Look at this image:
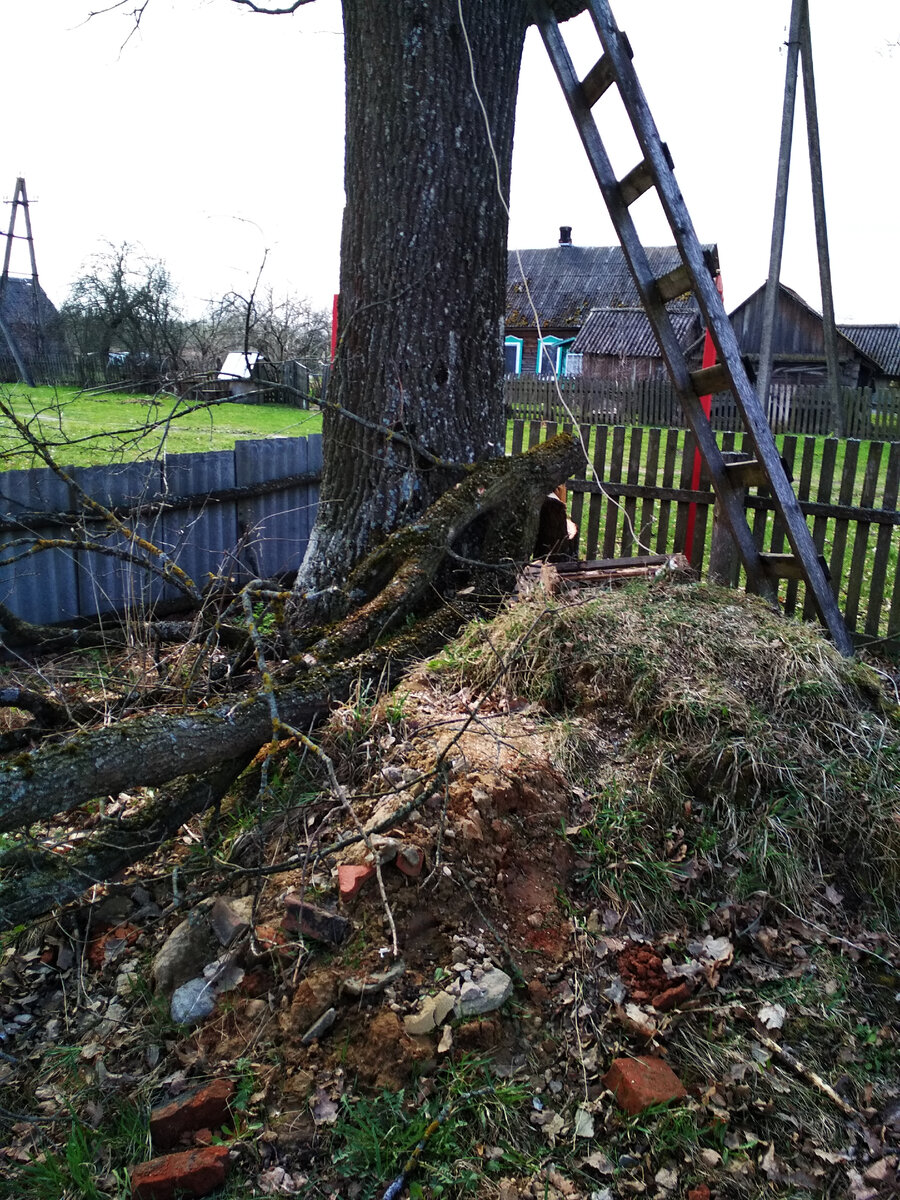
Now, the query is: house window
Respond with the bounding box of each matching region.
[536,335,574,376]
[504,335,523,375]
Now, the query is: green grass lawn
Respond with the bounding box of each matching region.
[0,385,323,470]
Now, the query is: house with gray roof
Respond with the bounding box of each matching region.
[721,283,883,388]
[837,324,900,385]
[0,276,67,379]
[505,226,717,377]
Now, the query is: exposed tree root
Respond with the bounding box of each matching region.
[0,437,578,926]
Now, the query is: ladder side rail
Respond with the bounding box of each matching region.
[529,0,778,603]
[582,0,852,652]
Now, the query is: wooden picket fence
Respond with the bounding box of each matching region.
[511,418,900,646]
[2,417,897,649]
[506,376,900,442]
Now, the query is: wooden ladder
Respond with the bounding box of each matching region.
[529,0,853,655]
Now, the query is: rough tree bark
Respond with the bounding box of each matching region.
[295,0,583,595]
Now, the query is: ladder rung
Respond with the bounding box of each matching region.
[723,457,794,488]
[580,56,617,107]
[655,264,692,303]
[618,144,674,206]
[579,32,634,106]
[761,552,831,582]
[690,363,731,397]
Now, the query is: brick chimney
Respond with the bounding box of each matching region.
[559,225,572,246]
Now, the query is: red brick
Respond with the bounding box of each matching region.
[150,1079,234,1150]
[603,1056,686,1115]
[652,981,692,1012]
[131,1145,230,1200]
[395,845,424,878]
[338,863,376,900]
[687,1187,711,1200]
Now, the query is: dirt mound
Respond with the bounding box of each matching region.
[1,582,898,1199]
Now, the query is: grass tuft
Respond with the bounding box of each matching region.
[431,583,900,923]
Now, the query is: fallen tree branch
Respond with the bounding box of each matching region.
[0,605,468,835]
[0,753,251,932]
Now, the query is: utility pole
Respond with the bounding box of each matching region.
[0,177,41,386]
[757,0,844,436]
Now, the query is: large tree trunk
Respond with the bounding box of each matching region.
[295,0,530,594]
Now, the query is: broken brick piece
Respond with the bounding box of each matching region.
[282,894,351,944]
[395,845,424,878]
[86,923,141,970]
[603,1056,687,1116]
[131,1145,230,1200]
[651,981,692,1012]
[687,1188,711,1200]
[338,863,376,901]
[150,1079,235,1150]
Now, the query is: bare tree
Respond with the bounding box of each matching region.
[61,241,189,373]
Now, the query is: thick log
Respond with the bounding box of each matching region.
[0,755,252,930]
[0,606,466,835]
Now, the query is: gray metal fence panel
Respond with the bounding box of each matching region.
[71,461,164,617]
[233,436,321,579]
[159,450,239,600]
[0,435,324,626]
[0,466,81,624]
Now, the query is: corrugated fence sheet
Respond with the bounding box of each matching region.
[0,435,322,624]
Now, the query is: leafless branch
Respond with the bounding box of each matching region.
[228,0,317,13]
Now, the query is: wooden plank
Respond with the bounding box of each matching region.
[864,441,900,638]
[844,441,883,631]
[639,427,661,557]
[767,436,797,589]
[827,440,860,607]
[602,426,627,558]
[527,418,542,450]
[761,552,830,581]
[550,554,668,573]
[804,437,838,622]
[620,427,643,556]
[785,434,816,617]
[584,424,609,559]
[654,428,679,553]
[673,430,696,554]
[510,419,525,456]
[568,424,593,556]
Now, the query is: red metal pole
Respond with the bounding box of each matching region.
[684,271,724,564]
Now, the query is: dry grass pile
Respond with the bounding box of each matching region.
[430,582,900,921]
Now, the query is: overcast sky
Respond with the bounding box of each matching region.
[3,1,898,324]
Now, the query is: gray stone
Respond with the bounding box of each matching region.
[301,1007,337,1045]
[152,915,215,997]
[342,960,406,998]
[171,977,217,1026]
[455,969,513,1017]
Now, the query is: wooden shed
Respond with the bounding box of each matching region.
[726,283,881,388]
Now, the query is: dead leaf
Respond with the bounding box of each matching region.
[757,1002,787,1030]
[310,1087,338,1126]
[573,1106,595,1138]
